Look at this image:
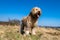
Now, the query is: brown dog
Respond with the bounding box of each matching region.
[20,7,41,35]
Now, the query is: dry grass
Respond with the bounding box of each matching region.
[0,25,60,40]
[0,25,41,40]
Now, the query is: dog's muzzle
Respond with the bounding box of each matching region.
[35,11,41,18]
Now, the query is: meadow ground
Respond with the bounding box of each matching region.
[0,25,60,40]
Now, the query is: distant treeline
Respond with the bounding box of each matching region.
[0,19,20,26]
[39,26,60,28]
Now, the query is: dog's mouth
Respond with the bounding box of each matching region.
[34,11,40,18]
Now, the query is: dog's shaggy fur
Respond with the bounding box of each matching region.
[20,7,41,35]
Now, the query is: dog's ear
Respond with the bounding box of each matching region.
[29,12,32,16]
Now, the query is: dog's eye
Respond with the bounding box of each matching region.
[33,9,34,11]
[36,9,38,10]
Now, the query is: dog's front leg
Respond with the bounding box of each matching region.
[31,22,38,35]
[24,22,32,35]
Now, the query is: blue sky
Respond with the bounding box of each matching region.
[0,0,60,26]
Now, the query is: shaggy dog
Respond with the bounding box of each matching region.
[20,7,41,35]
